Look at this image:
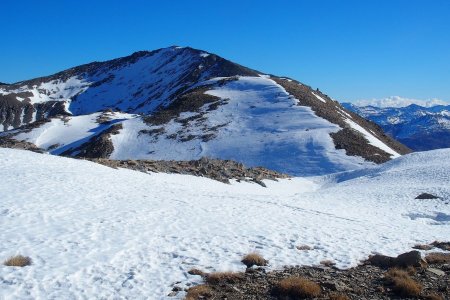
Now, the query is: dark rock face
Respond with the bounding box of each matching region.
[61,124,123,158]
[416,193,440,199]
[368,251,426,268]
[0,92,70,131]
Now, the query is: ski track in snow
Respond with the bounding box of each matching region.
[0,148,449,299]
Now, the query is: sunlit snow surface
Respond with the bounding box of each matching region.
[110,76,373,176]
[0,148,449,299]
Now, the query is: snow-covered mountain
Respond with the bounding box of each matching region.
[0,46,410,175]
[343,102,450,151]
[0,148,448,299]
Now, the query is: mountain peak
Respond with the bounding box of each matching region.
[0,47,410,175]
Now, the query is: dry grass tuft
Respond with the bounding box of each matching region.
[187,268,205,277]
[241,252,267,268]
[320,260,336,267]
[391,277,422,297]
[386,268,409,280]
[205,271,243,285]
[3,255,32,267]
[424,293,444,300]
[185,284,212,300]
[274,276,321,298]
[328,292,350,300]
[385,268,422,297]
[296,245,313,251]
[405,266,417,276]
[425,252,450,264]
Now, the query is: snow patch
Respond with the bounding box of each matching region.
[311,92,327,103]
[344,118,400,157]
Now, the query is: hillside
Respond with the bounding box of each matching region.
[343,102,450,151]
[0,47,410,176]
[0,148,448,299]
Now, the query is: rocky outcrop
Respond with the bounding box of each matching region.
[0,93,70,131]
[88,157,289,186]
[368,251,427,268]
[0,137,43,153]
[178,250,449,299]
[61,124,123,158]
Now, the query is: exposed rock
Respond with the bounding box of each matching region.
[416,193,440,199]
[61,124,123,158]
[88,156,289,186]
[431,241,450,251]
[427,268,445,276]
[368,254,396,268]
[368,251,426,268]
[396,251,425,268]
[0,137,43,153]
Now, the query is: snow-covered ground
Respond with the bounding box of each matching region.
[10,112,135,155]
[110,76,375,176]
[0,148,449,299]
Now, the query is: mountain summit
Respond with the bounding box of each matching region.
[0,46,410,175]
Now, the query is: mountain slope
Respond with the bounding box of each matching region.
[0,148,448,299]
[343,103,450,151]
[0,47,410,175]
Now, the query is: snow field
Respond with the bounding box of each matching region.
[0,148,449,299]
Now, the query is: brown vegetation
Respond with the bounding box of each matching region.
[241,252,267,268]
[185,285,212,300]
[3,255,32,267]
[274,276,321,298]
[205,272,243,285]
[385,268,422,297]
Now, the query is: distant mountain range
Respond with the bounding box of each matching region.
[342,102,450,151]
[0,46,409,176]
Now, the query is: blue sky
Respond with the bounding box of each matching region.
[1,0,449,102]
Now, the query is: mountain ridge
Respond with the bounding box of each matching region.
[0,46,410,176]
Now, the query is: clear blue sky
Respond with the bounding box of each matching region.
[1,0,449,102]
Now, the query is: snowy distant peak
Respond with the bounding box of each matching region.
[354,96,448,108]
[343,102,450,151]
